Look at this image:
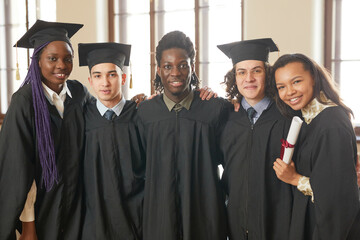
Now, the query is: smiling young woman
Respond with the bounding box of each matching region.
[0,20,90,240]
[271,53,360,240]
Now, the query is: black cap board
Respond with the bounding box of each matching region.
[78,42,131,71]
[217,38,279,65]
[14,19,83,49]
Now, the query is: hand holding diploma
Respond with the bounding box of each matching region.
[273,116,303,185]
[280,116,303,164]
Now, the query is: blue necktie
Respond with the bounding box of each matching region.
[247,107,256,124]
[104,109,115,120]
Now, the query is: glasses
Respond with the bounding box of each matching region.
[161,63,190,73]
[236,67,265,80]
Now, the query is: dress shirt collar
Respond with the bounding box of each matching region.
[42,81,72,103]
[241,96,271,123]
[96,95,126,117]
[301,92,336,124]
[163,90,194,112]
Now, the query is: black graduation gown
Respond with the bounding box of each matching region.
[81,98,145,240]
[0,80,89,240]
[137,92,230,240]
[220,101,293,240]
[289,106,360,240]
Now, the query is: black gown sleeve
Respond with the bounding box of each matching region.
[310,127,359,239]
[0,90,36,240]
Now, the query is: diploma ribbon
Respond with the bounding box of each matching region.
[280,138,295,160]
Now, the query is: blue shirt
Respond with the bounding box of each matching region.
[241,97,271,124]
[96,96,126,117]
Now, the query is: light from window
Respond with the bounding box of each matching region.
[0,0,56,114]
[199,0,242,98]
[113,0,242,99]
[338,0,360,124]
[114,0,151,98]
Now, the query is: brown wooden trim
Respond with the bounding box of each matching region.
[241,0,244,40]
[5,1,13,105]
[195,0,200,79]
[355,126,360,135]
[324,0,333,72]
[0,114,4,125]
[150,0,155,94]
[26,0,30,67]
[333,0,342,84]
[355,126,360,143]
[108,0,114,42]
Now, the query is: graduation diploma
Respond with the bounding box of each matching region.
[280,116,303,164]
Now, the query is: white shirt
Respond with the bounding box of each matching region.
[42,81,72,118]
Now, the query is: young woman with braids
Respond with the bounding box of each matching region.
[272,53,360,239]
[0,20,89,240]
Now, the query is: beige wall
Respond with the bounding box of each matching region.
[243,0,324,65]
[57,0,108,95]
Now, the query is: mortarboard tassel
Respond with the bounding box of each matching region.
[16,42,20,80]
[129,61,133,89]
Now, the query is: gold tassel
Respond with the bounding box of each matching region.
[130,74,133,89]
[16,42,20,80]
[129,61,133,89]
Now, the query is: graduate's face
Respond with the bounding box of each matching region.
[157,48,193,102]
[38,41,73,94]
[89,63,126,108]
[235,60,266,106]
[275,62,315,111]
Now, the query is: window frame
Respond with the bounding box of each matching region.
[0,0,31,123]
[325,0,360,141]
[108,0,244,95]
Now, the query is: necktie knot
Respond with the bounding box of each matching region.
[104,109,115,120]
[247,107,256,124]
[173,103,183,112]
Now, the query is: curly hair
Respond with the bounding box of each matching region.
[271,53,353,118]
[153,31,200,93]
[222,62,273,102]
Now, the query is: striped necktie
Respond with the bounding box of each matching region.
[104,109,115,120]
[247,107,256,124]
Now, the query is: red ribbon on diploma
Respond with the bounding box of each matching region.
[280,138,295,160]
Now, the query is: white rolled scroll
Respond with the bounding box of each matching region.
[281,116,303,164]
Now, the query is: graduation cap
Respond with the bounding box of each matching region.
[14,19,83,49]
[217,38,279,65]
[78,42,131,72]
[12,20,83,191]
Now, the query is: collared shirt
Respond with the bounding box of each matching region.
[96,96,126,117]
[301,92,336,124]
[241,96,271,124]
[163,90,194,112]
[42,81,72,118]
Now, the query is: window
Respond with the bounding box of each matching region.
[327,0,360,125]
[0,0,56,123]
[110,0,243,99]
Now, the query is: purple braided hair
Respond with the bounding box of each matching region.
[21,42,58,191]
